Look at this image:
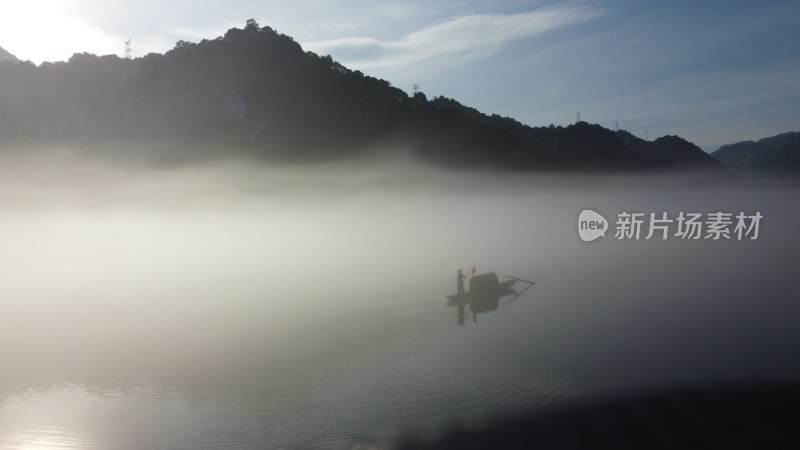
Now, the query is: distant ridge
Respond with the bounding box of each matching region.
[616,130,727,172]
[712,132,800,177]
[0,46,19,63]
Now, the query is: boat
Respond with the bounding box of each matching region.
[446,272,535,324]
[446,272,520,305]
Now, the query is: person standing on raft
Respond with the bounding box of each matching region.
[456,269,466,294]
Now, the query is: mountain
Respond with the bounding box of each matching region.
[616,130,727,172]
[0,20,672,172]
[711,132,800,177]
[0,46,18,62]
[0,86,25,141]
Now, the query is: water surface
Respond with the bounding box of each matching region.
[0,162,797,448]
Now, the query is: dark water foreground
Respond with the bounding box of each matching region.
[398,379,800,450]
[0,169,798,449]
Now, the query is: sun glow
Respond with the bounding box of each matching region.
[0,1,120,63]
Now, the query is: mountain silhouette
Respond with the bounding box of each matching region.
[0,21,704,172]
[616,130,727,172]
[711,132,800,177]
[0,46,18,63]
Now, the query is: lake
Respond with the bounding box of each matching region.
[0,160,798,449]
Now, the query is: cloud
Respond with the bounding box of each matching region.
[305,6,602,73]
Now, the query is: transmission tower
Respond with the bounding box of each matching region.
[615,121,619,132]
[411,84,421,95]
[576,111,581,123]
[124,38,132,59]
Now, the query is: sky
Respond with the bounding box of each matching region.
[0,0,798,151]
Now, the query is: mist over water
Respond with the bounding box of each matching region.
[0,151,798,448]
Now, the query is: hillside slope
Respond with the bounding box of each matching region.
[0,21,667,171]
